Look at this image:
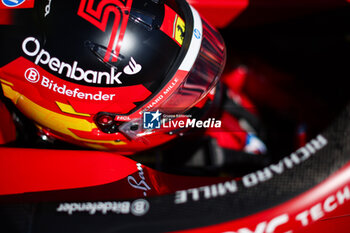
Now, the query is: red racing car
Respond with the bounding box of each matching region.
[0,0,350,232]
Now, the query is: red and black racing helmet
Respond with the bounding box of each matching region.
[0,0,226,153]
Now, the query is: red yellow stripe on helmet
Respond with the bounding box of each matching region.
[56,102,91,117]
[0,80,126,148]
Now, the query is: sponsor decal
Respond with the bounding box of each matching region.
[175,135,328,204]
[40,76,116,101]
[127,163,151,197]
[194,28,201,39]
[24,67,40,83]
[138,74,185,116]
[174,15,185,45]
[223,185,350,233]
[123,57,142,75]
[175,180,238,204]
[1,56,152,116]
[2,0,25,7]
[57,201,130,215]
[77,0,132,62]
[141,83,172,114]
[223,214,291,233]
[130,199,150,216]
[0,0,34,8]
[22,37,142,85]
[115,115,131,121]
[160,4,186,46]
[295,185,350,227]
[56,199,150,216]
[24,67,116,101]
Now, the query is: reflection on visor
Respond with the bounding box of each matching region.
[119,18,226,141]
[159,19,226,114]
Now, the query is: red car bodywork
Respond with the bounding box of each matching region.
[1,1,350,232]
